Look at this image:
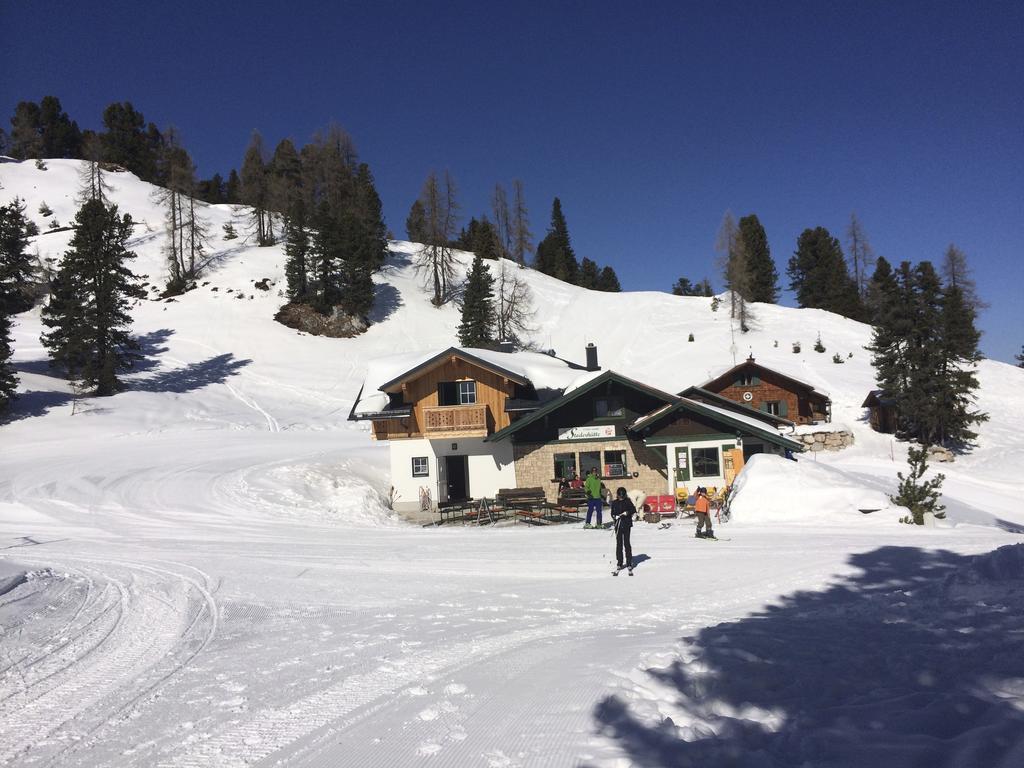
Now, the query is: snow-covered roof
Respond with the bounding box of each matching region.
[681,396,793,437]
[351,347,587,418]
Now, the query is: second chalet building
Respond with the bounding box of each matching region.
[351,345,806,513]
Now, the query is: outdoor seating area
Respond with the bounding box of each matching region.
[425,487,585,527]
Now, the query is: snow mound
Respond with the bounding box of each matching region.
[952,544,1024,585]
[730,453,892,522]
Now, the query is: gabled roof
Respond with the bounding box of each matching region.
[862,389,896,408]
[377,347,531,392]
[350,346,589,419]
[486,369,678,442]
[632,397,805,453]
[700,358,830,400]
[679,386,795,427]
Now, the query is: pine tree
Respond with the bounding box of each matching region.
[0,307,16,413]
[269,138,302,214]
[738,214,778,303]
[890,445,945,525]
[933,279,987,447]
[458,254,496,347]
[0,198,36,314]
[535,198,577,282]
[406,199,427,242]
[596,266,621,292]
[40,200,144,395]
[9,101,44,159]
[578,257,599,289]
[224,169,241,204]
[1016,346,1024,368]
[99,102,161,181]
[788,227,864,319]
[282,198,309,301]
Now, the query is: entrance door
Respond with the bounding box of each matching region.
[445,455,469,502]
[743,442,764,462]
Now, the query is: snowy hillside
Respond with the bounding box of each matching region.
[1,160,1023,766]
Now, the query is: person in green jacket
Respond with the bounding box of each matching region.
[584,467,604,528]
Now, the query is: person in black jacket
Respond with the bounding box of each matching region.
[611,486,638,573]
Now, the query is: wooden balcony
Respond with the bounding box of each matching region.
[423,404,488,438]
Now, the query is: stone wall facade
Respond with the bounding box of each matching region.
[797,429,854,452]
[513,438,669,503]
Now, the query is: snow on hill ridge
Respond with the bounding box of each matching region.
[2,159,1023,528]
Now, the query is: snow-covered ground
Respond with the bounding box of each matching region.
[1,160,1023,766]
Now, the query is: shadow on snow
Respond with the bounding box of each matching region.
[593,544,1024,768]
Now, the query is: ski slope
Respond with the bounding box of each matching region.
[1,160,1022,766]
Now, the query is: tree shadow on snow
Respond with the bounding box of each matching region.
[592,545,1024,768]
[0,389,76,423]
[131,353,252,394]
[367,282,402,324]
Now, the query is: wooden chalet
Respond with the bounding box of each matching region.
[862,390,898,434]
[352,346,806,516]
[699,356,831,425]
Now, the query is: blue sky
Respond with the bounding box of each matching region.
[4,0,1022,362]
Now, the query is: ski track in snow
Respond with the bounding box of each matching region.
[0,556,217,767]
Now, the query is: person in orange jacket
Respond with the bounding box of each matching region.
[694,486,714,538]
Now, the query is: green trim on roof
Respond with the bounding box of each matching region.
[486,370,677,443]
[636,398,804,453]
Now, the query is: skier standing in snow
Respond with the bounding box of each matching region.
[584,467,603,528]
[611,487,637,573]
[694,486,714,538]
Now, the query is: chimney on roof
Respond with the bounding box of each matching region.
[498,339,514,353]
[747,353,756,363]
[585,343,600,371]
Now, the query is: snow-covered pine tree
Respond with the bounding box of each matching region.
[0,307,16,413]
[890,444,945,525]
[0,198,36,314]
[40,200,145,395]
[458,254,496,348]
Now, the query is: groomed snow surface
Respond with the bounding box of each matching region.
[2,160,1023,766]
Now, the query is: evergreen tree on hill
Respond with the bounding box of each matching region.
[847,213,874,300]
[738,214,778,303]
[40,199,145,395]
[283,196,310,301]
[0,198,37,314]
[788,227,864,320]
[458,254,496,347]
[269,138,302,214]
[596,265,621,292]
[405,199,427,243]
[934,278,987,446]
[578,257,599,289]
[941,243,987,314]
[535,198,578,283]
[8,97,82,160]
[1016,346,1024,368]
[99,102,162,181]
[224,169,241,204]
[0,307,16,414]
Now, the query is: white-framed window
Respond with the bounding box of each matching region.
[412,456,429,477]
[458,380,477,405]
[739,373,754,386]
[766,401,781,416]
[691,447,720,477]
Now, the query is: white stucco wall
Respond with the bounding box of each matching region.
[388,438,516,512]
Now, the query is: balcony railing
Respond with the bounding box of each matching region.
[423,404,488,437]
